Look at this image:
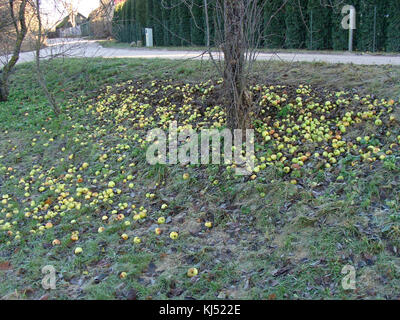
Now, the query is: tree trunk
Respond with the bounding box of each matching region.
[223,0,251,131]
[0,0,28,102]
[0,77,9,102]
[34,0,61,115]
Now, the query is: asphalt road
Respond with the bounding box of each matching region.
[2,38,400,66]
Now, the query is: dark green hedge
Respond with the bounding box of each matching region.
[112,0,399,52]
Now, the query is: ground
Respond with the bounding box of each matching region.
[3,39,400,67]
[98,39,400,56]
[0,58,400,300]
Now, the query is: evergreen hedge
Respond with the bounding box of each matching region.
[112,0,399,52]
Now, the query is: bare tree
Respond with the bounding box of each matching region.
[29,0,102,116]
[173,0,289,131]
[32,0,60,114]
[99,0,114,37]
[0,0,28,102]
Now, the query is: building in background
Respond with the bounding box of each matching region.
[55,10,88,37]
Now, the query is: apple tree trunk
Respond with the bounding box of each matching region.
[222,0,252,131]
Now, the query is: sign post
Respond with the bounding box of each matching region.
[145,28,153,47]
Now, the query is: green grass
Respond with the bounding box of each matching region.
[0,58,400,300]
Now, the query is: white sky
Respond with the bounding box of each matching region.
[41,0,100,28]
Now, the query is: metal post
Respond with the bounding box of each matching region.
[190,18,193,45]
[349,28,353,52]
[373,6,377,52]
[204,0,210,48]
[310,10,313,49]
[348,7,356,52]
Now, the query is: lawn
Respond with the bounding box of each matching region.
[1,58,400,300]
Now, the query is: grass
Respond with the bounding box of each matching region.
[0,57,400,300]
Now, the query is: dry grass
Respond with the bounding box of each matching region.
[253,61,400,100]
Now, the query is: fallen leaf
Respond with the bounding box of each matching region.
[0,261,12,271]
[268,293,277,300]
[127,288,137,300]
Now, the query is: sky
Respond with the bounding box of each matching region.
[41,0,101,27]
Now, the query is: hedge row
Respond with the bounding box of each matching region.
[112,0,400,52]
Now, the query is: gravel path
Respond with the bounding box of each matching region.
[2,38,400,66]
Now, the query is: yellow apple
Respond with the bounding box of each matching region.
[204,221,212,228]
[170,231,178,240]
[187,268,198,278]
[157,217,166,224]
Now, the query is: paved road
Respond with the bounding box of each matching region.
[2,38,400,66]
